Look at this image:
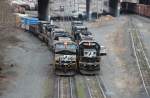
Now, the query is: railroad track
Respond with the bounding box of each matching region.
[84,76,106,98]
[129,17,150,96]
[54,76,76,98]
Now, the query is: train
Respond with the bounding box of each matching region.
[71,21,107,75]
[18,16,106,76]
[121,2,150,18]
[33,21,78,76]
[53,40,78,76]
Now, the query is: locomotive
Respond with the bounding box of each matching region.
[20,18,107,76]
[53,40,78,76]
[71,21,107,75]
[78,40,101,74]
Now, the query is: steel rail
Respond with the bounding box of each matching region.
[84,76,106,98]
[61,77,64,98]
[133,23,150,69]
[69,77,74,98]
[57,77,60,98]
[130,29,149,96]
[56,77,75,98]
[96,76,107,98]
[129,18,150,96]
[84,76,93,98]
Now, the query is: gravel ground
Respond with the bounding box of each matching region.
[0,30,53,98]
[86,15,149,98]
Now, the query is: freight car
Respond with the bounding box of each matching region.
[121,2,150,18]
[38,21,51,43]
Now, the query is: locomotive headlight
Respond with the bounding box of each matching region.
[94,65,97,67]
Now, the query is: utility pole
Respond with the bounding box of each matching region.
[116,0,121,17]
[48,0,53,21]
[97,0,99,19]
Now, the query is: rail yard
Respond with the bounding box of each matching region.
[0,0,150,98]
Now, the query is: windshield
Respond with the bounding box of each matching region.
[55,43,77,50]
[54,35,73,40]
[54,31,67,36]
[80,42,100,50]
[73,22,83,26]
[82,31,92,36]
